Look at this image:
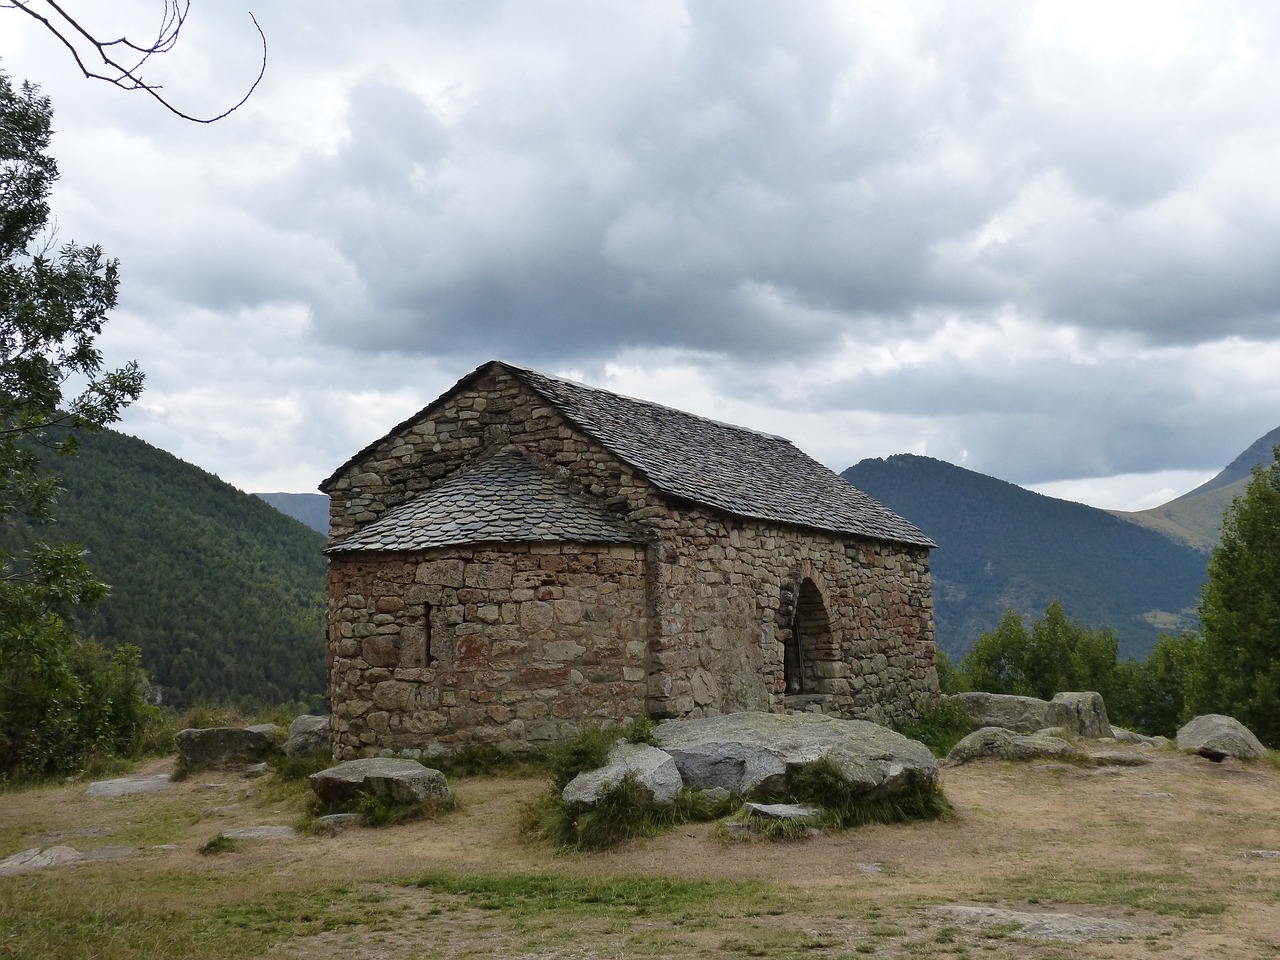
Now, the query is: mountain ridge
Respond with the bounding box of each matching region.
[841,453,1209,659]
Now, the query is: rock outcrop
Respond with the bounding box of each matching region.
[1175,714,1267,762]
[947,693,1049,733]
[285,715,331,758]
[309,757,453,806]
[175,724,282,773]
[1045,692,1110,738]
[949,691,1110,738]
[946,727,1084,765]
[653,712,938,798]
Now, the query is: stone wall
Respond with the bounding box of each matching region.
[327,542,647,757]
[635,501,937,726]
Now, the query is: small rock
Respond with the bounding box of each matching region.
[0,846,81,876]
[702,786,731,805]
[743,802,821,821]
[243,763,269,778]
[856,862,884,875]
[316,813,362,834]
[221,826,296,840]
[946,727,1084,765]
[83,775,173,798]
[1246,850,1280,860]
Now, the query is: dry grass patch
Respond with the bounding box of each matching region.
[3,746,1280,959]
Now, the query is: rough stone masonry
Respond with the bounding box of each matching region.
[321,360,939,759]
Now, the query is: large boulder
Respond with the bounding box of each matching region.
[1046,692,1110,738]
[285,715,331,758]
[653,712,938,798]
[1175,714,1267,762]
[946,693,1049,733]
[562,740,683,807]
[946,727,1084,765]
[309,757,453,805]
[175,724,282,772]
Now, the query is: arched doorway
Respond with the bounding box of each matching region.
[785,576,834,695]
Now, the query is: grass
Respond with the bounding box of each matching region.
[895,699,976,757]
[982,868,1227,918]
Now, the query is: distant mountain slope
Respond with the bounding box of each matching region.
[1111,425,1280,550]
[255,492,330,534]
[4,428,328,709]
[842,455,1209,660]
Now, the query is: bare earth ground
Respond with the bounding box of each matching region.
[2,743,1279,959]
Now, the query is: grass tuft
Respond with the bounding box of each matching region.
[199,833,237,856]
[787,758,952,829]
[894,699,974,757]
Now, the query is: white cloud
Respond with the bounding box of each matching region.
[4,0,1280,499]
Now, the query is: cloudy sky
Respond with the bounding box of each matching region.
[5,1,1280,510]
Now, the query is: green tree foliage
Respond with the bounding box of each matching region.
[957,600,1207,738]
[0,71,148,778]
[1198,447,1280,747]
[960,599,1122,703]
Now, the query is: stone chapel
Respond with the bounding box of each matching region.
[320,360,938,759]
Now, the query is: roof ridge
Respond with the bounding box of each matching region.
[502,361,793,444]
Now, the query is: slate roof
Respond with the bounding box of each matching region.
[505,363,935,547]
[328,446,644,553]
[322,360,935,549]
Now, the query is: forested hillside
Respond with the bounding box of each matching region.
[842,455,1210,660]
[3,428,327,709]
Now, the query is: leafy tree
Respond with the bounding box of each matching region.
[0,70,147,778]
[1108,631,1203,738]
[1198,447,1280,746]
[960,599,1122,704]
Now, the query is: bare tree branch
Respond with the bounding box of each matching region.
[3,0,266,123]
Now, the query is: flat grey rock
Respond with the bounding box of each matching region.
[222,826,296,840]
[83,775,173,798]
[316,813,362,834]
[654,712,938,799]
[931,905,1161,942]
[743,802,821,821]
[309,757,452,805]
[0,845,82,876]
[1247,850,1280,859]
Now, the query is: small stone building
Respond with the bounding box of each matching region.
[320,360,938,759]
